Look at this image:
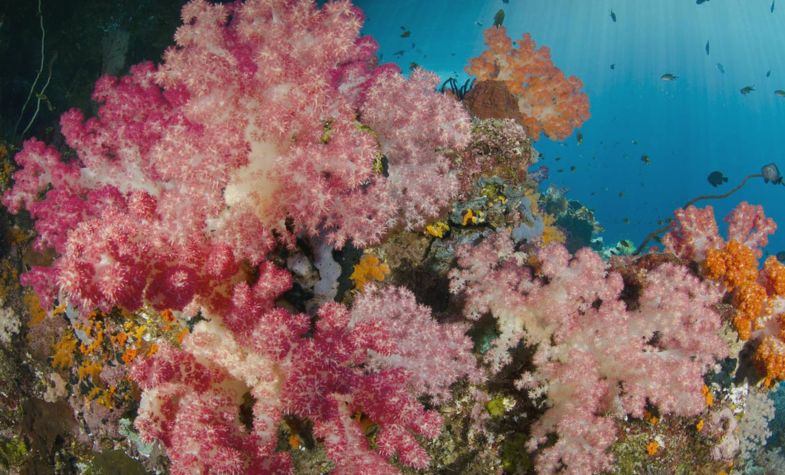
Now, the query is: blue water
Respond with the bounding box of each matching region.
[355,0,785,255]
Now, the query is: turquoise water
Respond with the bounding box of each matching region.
[356,0,785,254]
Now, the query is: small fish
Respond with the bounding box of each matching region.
[503,0,509,3]
[557,168,564,173]
[623,217,631,224]
[409,62,419,71]
[641,154,651,164]
[777,251,785,263]
[767,70,772,78]
[775,89,785,97]
[696,0,709,4]
[705,40,710,55]
[494,9,505,27]
[570,165,576,172]
[717,63,725,74]
[577,132,583,144]
[618,192,624,198]
[660,73,678,81]
[707,170,728,187]
[474,20,483,27]
[555,156,562,161]
[740,85,755,95]
[631,139,638,144]
[393,50,405,57]
[610,63,615,70]
[610,10,617,22]
[772,0,776,13]
[400,30,411,38]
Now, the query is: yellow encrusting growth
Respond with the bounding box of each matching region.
[77,361,103,383]
[46,306,189,408]
[703,384,714,407]
[0,142,15,191]
[646,440,659,456]
[462,208,478,226]
[23,291,46,327]
[52,333,77,369]
[541,214,565,245]
[425,221,450,238]
[524,189,564,245]
[350,254,390,290]
[643,409,659,426]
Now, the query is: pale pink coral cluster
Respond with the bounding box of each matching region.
[450,232,727,474]
[662,202,777,261]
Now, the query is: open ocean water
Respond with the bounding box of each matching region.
[355,0,785,256]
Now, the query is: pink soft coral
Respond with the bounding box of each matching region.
[131,266,477,473]
[662,202,776,261]
[2,0,470,315]
[450,232,727,474]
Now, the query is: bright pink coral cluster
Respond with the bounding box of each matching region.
[662,202,777,261]
[132,268,476,474]
[1,0,470,315]
[0,0,479,472]
[449,232,727,474]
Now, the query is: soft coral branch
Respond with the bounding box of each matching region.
[450,232,727,474]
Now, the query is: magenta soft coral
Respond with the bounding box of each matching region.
[450,232,727,474]
[2,0,470,316]
[1,1,479,473]
[131,262,477,473]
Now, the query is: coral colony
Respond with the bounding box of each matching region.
[1,0,784,474]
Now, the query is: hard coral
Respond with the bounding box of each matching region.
[466,26,590,141]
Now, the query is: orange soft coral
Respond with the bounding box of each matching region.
[704,240,763,340]
[466,26,590,141]
[705,240,785,384]
[754,335,785,386]
[763,256,785,296]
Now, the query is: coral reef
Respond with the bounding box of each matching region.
[1,1,784,474]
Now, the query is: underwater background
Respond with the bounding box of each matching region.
[355,0,785,256]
